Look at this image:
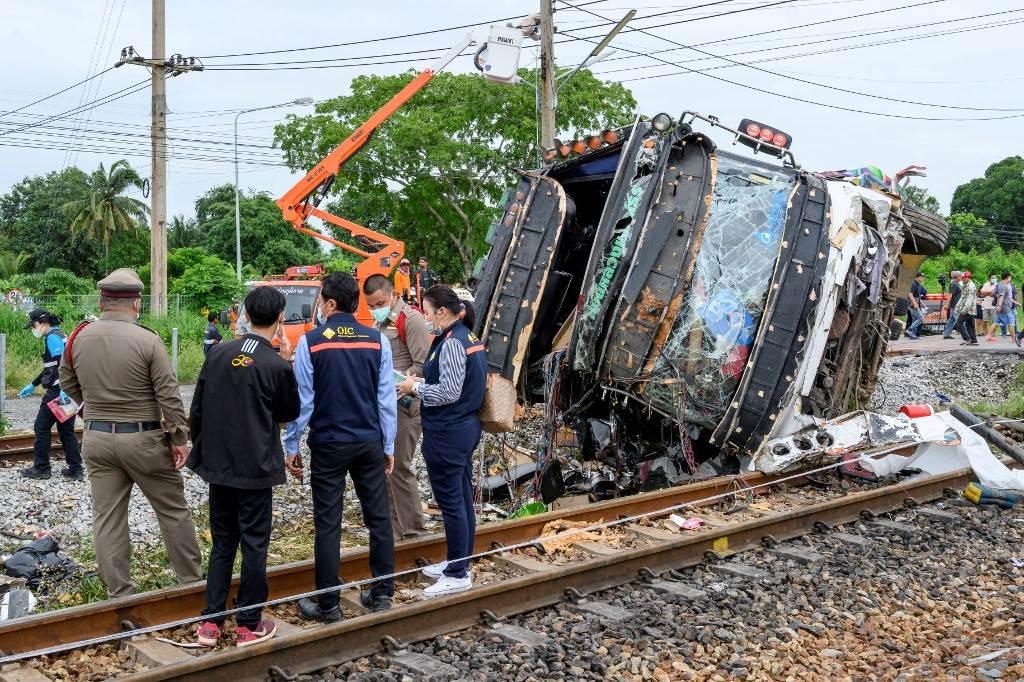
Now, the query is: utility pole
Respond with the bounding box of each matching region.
[115,1,202,316]
[151,0,167,316]
[539,0,556,150]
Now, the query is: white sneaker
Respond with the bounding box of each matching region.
[423,574,472,598]
[421,561,449,579]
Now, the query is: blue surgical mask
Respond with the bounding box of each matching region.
[316,305,326,326]
[370,307,390,325]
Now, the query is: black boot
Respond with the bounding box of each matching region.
[296,597,342,623]
[61,467,84,481]
[20,466,51,480]
[359,590,392,612]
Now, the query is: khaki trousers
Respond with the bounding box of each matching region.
[82,428,203,598]
[387,400,427,541]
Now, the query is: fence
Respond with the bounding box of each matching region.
[1,294,194,319]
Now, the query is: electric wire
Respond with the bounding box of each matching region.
[562,0,1024,112]
[0,67,117,122]
[555,1,1024,122]
[0,79,153,138]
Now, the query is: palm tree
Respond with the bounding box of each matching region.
[0,252,28,279]
[169,214,202,249]
[62,160,149,257]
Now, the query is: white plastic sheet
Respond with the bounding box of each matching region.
[864,411,1024,493]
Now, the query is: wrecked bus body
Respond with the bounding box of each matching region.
[473,112,948,498]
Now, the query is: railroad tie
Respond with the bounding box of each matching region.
[389,650,463,681]
[916,508,960,524]
[867,519,918,540]
[625,524,680,542]
[487,623,554,649]
[124,637,193,668]
[829,532,873,549]
[769,547,824,566]
[574,541,618,558]
[570,600,633,624]
[0,664,51,682]
[489,553,552,574]
[710,563,768,581]
[643,580,708,601]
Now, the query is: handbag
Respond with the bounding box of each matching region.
[479,373,516,433]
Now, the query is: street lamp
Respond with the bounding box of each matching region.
[234,97,314,280]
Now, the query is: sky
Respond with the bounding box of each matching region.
[1,0,1022,224]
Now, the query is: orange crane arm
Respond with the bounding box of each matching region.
[275,35,478,278]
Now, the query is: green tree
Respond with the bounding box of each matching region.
[0,168,103,278]
[951,156,1024,227]
[193,184,320,275]
[946,212,997,253]
[98,226,150,274]
[274,69,637,280]
[169,214,202,249]
[902,185,942,215]
[62,160,149,257]
[0,252,28,279]
[169,253,243,312]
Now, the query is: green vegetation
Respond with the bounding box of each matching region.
[951,156,1024,227]
[62,160,149,257]
[968,363,1024,419]
[918,245,1024,291]
[275,68,637,281]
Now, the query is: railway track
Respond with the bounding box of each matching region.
[0,460,974,681]
[0,430,75,463]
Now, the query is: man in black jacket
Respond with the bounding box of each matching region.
[187,287,300,648]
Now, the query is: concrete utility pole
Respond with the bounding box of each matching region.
[115,1,202,316]
[151,0,167,316]
[539,0,557,150]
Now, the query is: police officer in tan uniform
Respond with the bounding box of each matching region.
[59,268,202,597]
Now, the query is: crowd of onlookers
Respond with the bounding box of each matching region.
[906,270,1022,346]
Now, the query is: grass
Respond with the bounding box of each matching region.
[0,304,216,393]
[965,362,1024,418]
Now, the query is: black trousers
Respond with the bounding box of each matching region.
[310,440,394,612]
[33,386,82,472]
[202,484,273,629]
[955,313,978,344]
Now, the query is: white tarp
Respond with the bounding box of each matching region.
[864,411,1024,494]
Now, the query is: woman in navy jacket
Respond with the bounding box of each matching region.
[397,285,487,597]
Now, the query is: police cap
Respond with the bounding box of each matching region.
[23,308,51,329]
[98,268,144,299]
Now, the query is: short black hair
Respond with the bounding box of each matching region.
[363,274,393,296]
[244,286,286,326]
[1002,271,1012,280]
[320,272,359,313]
[914,272,924,278]
[207,311,218,323]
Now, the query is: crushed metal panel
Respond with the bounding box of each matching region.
[712,172,831,452]
[474,176,535,337]
[479,174,567,383]
[756,410,920,473]
[599,133,717,383]
[569,117,657,372]
[644,152,798,430]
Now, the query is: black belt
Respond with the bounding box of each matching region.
[87,420,162,434]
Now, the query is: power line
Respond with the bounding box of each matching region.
[592,6,1019,76]
[563,1,1024,112]
[0,67,117,122]
[556,1,1024,122]
[609,17,1024,86]
[0,79,153,138]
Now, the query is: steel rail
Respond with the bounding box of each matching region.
[0,469,802,654]
[118,466,970,681]
[0,430,77,463]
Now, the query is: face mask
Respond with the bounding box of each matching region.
[31,327,42,339]
[370,307,390,325]
[991,277,997,284]
[316,305,325,325]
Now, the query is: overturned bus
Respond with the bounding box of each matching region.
[472,112,948,497]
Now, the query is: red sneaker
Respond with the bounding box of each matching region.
[196,621,221,647]
[235,618,277,648]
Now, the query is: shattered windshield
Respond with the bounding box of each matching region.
[646,154,797,429]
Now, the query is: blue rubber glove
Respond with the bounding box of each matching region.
[59,391,70,405]
[19,383,34,398]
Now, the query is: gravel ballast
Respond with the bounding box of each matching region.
[313,500,1023,682]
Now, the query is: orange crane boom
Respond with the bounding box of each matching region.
[274,35,479,322]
